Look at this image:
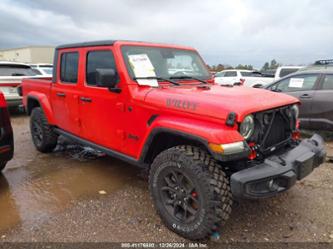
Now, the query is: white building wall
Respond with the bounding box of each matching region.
[0,46,54,64]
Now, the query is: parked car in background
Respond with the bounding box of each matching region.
[0,61,38,107]
[274,66,304,81]
[0,92,13,172]
[265,61,333,131]
[30,63,53,77]
[301,59,333,71]
[214,69,274,87]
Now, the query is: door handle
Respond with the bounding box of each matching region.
[80,97,92,103]
[56,92,66,97]
[300,94,312,99]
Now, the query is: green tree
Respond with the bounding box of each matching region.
[261,62,270,71]
[270,59,280,69]
[236,64,254,70]
[216,64,225,72]
[261,59,281,71]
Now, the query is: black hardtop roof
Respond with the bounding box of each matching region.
[56,40,116,50]
[55,40,156,50]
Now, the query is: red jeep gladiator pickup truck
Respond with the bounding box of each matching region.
[22,40,326,240]
[0,92,14,171]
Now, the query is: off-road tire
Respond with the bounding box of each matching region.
[0,162,7,172]
[149,145,232,240]
[30,107,58,153]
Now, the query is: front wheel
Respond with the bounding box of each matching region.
[30,107,58,153]
[149,145,232,240]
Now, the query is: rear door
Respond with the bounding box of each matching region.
[309,74,333,130]
[51,50,82,135]
[269,74,320,128]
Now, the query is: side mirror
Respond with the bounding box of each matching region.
[96,69,119,92]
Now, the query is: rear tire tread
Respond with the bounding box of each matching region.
[0,162,7,172]
[30,107,58,153]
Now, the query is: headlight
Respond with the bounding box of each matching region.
[291,104,299,119]
[240,115,255,140]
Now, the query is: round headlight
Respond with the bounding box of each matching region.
[240,115,255,140]
[291,104,299,119]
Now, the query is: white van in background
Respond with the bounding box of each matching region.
[274,66,304,81]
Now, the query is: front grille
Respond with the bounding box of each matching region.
[265,113,288,147]
[250,106,295,154]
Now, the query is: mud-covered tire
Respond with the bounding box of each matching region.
[149,145,232,240]
[30,107,58,153]
[0,162,7,172]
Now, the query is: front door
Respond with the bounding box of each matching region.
[271,74,320,128]
[51,50,81,135]
[79,48,126,152]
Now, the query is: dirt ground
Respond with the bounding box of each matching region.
[0,113,333,244]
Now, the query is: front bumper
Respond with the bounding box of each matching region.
[230,134,326,199]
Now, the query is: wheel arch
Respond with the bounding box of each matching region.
[27,96,41,115]
[140,128,212,165]
[26,94,55,124]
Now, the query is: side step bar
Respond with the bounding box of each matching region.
[54,128,146,168]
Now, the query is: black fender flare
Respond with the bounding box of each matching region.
[139,127,211,165]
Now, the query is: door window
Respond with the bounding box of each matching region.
[60,52,79,84]
[272,74,318,92]
[224,71,237,77]
[86,50,118,86]
[321,75,333,90]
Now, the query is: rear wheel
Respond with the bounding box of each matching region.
[0,162,7,172]
[30,107,58,153]
[149,145,232,240]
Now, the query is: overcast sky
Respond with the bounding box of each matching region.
[0,0,332,68]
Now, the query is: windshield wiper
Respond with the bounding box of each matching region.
[169,76,208,84]
[134,76,180,86]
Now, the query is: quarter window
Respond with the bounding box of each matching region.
[86,50,117,86]
[60,52,79,83]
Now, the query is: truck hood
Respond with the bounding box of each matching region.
[144,84,299,122]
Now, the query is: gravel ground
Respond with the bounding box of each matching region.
[0,113,333,244]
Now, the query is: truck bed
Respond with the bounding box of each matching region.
[22,78,52,107]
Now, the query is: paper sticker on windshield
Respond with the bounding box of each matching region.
[128,54,158,87]
[289,78,304,88]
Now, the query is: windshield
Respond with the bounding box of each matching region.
[121,45,210,85]
[0,65,38,76]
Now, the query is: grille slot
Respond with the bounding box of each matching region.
[264,112,289,148]
[251,106,294,155]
